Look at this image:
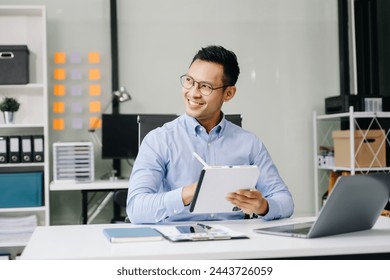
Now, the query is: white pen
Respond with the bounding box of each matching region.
[193,152,209,167]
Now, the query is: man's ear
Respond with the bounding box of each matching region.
[223,86,236,102]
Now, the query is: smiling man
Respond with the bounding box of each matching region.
[126,45,294,223]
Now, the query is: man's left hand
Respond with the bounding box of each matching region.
[226,189,268,216]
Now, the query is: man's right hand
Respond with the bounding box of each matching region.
[182,182,197,206]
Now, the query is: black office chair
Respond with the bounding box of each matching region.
[112,190,129,223]
[225,114,242,127]
[113,113,242,222]
[112,114,178,222]
[113,191,128,209]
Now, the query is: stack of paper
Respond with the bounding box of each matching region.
[0,215,37,244]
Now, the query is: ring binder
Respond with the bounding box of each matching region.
[32,135,44,162]
[0,136,7,163]
[21,135,32,162]
[8,136,20,163]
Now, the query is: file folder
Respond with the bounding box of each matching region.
[8,136,20,163]
[21,135,33,162]
[0,136,8,163]
[32,135,44,162]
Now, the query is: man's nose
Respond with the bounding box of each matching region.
[188,82,202,96]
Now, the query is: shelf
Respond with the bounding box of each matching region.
[0,83,44,90]
[0,123,45,129]
[0,5,49,226]
[0,5,48,258]
[0,84,45,97]
[318,166,390,172]
[317,111,390,120]
[0,6,45,16]
[0,162,45,168]
[0,241,28,248]
[0,206,47,213]
[313,106,390,214]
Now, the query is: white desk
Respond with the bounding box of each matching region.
[21,216,390,260]
[50,179,128,224]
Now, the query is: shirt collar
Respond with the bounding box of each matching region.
[184,113,227,137]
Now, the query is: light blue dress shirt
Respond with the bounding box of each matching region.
[126,114,294,224]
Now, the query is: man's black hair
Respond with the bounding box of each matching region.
[191,45,240,86]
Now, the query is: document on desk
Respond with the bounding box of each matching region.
[103,227,163,243]
[157,224,248,242]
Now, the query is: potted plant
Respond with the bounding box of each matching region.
[0,97,21,124]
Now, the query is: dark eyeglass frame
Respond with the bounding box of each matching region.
[180,74,229,96]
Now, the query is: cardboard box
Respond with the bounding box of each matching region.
[0,45,29,84]
[332,130,386,167]
[0,172,43,208]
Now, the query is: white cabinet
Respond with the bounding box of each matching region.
[0,6,49,256]
[313,106,390,214]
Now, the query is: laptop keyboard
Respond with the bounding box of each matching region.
[282,222,313,234]
[287,227,311,234]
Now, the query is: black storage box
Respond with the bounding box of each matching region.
[0,45,29,85]
[325,95,390,114]
[325,95,363,114]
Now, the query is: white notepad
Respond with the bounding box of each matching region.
[189,165,260,214]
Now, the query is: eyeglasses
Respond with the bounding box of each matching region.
[180,74,228,96]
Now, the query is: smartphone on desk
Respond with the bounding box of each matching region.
[176,225,207,234]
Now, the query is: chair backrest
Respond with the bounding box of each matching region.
[137,114,179,146]
[137,114,242,145]
[114,114,178,221]
[225,114,242,127]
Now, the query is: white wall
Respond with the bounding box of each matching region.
[0,0,340,223]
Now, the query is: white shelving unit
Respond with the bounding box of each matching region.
[0,6,49,257]
[313,106,390,214]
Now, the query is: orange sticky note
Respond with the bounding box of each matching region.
[89,69,100,80]
[53,102,65,113]
[88,52,100,64]
[89,101,101,113]
[53,118,65,130]
[90,117,101,129]
[89,84,101,96]
[53,84,65,96]
[54,52,66,64]
[54,68,66,80]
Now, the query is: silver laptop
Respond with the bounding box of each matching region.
[254,173,390,238]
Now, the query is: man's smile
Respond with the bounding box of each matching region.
[187,98,205,107]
